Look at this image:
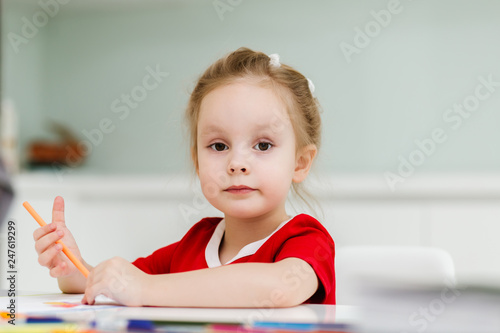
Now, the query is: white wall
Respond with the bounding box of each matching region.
[2,0,500,175]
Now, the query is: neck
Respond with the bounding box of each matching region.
[222,208,290,252]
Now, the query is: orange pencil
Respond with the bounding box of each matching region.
[23,201,89,278]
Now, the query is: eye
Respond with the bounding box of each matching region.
[209,142,228,152]
[254,142,273,151]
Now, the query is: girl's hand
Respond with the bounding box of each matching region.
[33,196,84,278]
[82,257,148,306]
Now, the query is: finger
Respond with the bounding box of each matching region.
[83,289,94,305]
[83,284,93,305]
[33,223,57,242]
[48,261,67,278]
[84,268,108,306]
[34,228,64,254]
[37,243,63,268]
[85,269,95,302]
[52,196,65,224]
[84,284,103,306]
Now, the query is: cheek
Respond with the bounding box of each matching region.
[257,152,295,181]
[198,151,221,172]
[197,167,219,202]
[278,147,298,171]
[197,154,230,188]
[197,155,213,182]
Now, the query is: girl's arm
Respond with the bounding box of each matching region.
[148,257,318,307]
[82,257,318,307]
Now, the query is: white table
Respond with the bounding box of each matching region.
[1,293,360,330]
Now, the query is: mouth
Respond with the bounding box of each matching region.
[224,185,255,194]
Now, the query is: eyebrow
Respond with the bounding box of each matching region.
[198,125,224,137]
[199,123,276,136]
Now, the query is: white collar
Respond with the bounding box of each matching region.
[205,217,293,268]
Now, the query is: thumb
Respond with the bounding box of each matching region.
[52,196,66,225]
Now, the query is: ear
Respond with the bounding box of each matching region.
[293,144,317,183]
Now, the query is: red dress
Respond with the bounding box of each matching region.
[132,214,335,304]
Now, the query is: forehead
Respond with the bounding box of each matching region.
[198,81,291,133]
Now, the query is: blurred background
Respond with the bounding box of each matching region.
[1,0,499,293]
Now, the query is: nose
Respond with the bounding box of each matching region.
[227,153,249,175]
[229,166,247,174]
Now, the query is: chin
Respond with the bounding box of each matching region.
[221,205,268,220]
[226,209,262,219]
[212,198,278,220]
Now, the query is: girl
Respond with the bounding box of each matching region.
[33,47,335,307]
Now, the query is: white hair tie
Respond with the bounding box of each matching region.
[307,78,315,94]
[268,54,280,68]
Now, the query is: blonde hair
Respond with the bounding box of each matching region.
[185,47,322,212]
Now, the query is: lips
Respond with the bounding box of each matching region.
[225,185,255,194]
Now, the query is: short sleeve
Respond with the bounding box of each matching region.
[132,241,179,275]
[274,217,335,304]
[131,217,222,275]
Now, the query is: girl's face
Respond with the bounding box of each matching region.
[196,81,299,221]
